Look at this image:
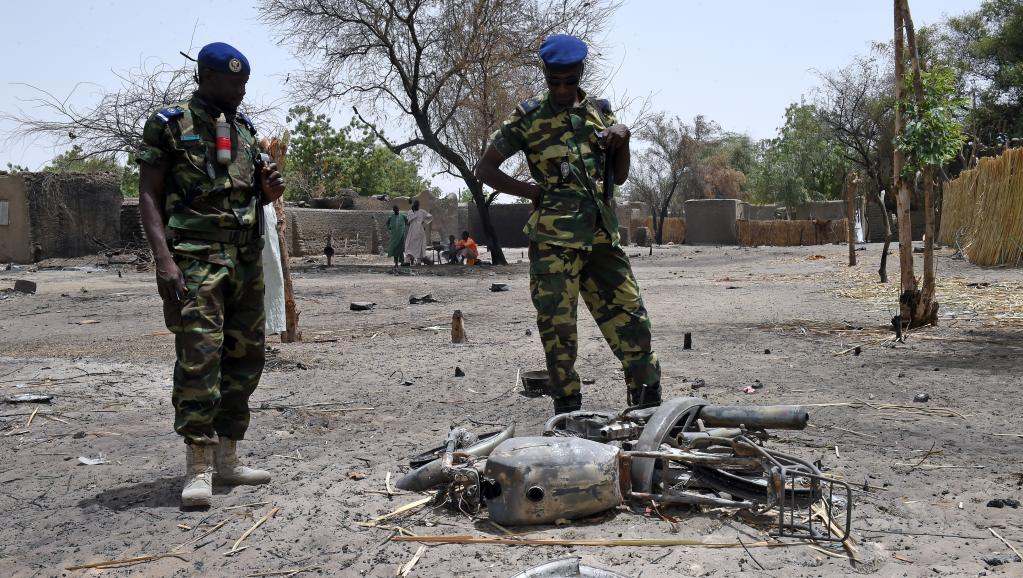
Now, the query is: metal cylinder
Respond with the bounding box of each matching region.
[216,113,232,165]
[699,405,809,430]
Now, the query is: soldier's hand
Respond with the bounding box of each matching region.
[260,162,285,203]
[156,259,187,304]
[522,182,543,209]
[603,123,631,152]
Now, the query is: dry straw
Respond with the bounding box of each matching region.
[940,147,1023,266]
[631,217,686,244]
[737,219,847,247]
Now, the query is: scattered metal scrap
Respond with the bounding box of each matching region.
[509,557,629,578]
[400,397,853,543]
[4,393,53,404]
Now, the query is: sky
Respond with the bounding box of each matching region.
[0,0,982,194]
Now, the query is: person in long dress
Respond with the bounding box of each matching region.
[385,205,408,267]
[403,199,432,265]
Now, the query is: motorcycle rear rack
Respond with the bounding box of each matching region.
[772,467,853,543]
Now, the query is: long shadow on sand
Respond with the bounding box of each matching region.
[78,477,183,512]
[907,328,1023,375]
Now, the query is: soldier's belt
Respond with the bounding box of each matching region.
[168,226,260,246]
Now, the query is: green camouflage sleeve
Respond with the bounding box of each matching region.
[489,109,527,158]
[135,113,173,165]
[604,108,618,128]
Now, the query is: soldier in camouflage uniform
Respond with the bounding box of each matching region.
[136,42,285,507]
[476,34,661,415]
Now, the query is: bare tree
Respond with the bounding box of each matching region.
[258,0,619,265]
[628,113,719,244]
[2,60,279,163]
[817,55,898,282]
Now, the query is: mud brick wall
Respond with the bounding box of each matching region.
[792,200,847,221]
[286,208,393,256]
[120,198,145,246]
[864,200,925,243]
[468,202,533,248]
[0,172,122,263]
[740,203,784,221]
[683,199,742,245]
[0,174,32,263]
[429,196,459,242]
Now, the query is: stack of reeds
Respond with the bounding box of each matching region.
[737,219,847,247]
[937,167,978,246]
[939,147,1023,266]
[642,217,686,244]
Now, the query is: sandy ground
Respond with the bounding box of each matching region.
[1,243,1021,578]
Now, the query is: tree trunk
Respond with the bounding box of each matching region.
[893,0,918,327]
[878,191,893,283]
[274,198,301,342]
[656,199,671,245]
[846,176,857,266]
[901,0,938,326]
[919,167,938,323]
[468,180,508,265]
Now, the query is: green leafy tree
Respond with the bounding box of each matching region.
[748,103,847,208]
[285,106,427,201]
[894,67,968,176]
[45,145,120,173]
[43,145,140,197]
[943,0,1023,142]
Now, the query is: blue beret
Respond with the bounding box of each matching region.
[539,34,587,69]
[197,42,250,75]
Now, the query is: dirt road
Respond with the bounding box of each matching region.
[1,244,1020,577]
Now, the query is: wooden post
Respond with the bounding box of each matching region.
[846,174,857,266]
[274,198,301,342]
[451,310,466,344]
[893,0,917,325]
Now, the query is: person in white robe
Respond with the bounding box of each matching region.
[403,199,432,265]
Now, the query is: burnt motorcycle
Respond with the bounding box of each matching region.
[397,397,853,542]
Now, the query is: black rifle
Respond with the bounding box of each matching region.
[603,147,614,206]
[255,152,272,238]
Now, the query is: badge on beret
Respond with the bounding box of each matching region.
[229,58,243,73]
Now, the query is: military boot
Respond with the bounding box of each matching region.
[182,444,213,508]
[552,393,583,415]
[627,383,662,409]
[214,438,271,486]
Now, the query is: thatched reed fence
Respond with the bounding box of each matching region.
[737,219,848,247]
[630,217,686,245]
[939,147,1023,266]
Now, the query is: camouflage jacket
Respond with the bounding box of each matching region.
[136,93,263,266]
[490,89,619,249]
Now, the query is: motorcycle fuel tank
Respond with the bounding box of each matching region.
[483,436,623,526]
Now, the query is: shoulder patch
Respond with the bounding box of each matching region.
[592,98,612,115]
[516,98,542,116]
[236,112,257,135]
[154,106,185,124]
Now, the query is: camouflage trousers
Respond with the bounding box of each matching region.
[529,229,660,399]
[163,255,265,444]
